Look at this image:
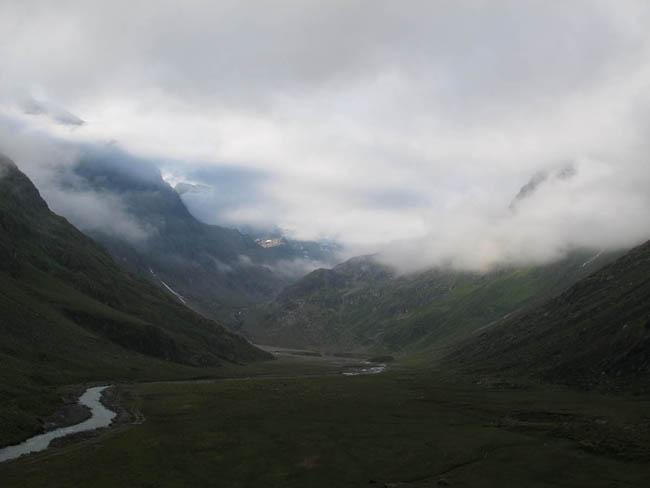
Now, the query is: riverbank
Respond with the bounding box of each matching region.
[40,385,93,434]
[48,386,143,450]
[0,386,132,463]
[0,352,365,462]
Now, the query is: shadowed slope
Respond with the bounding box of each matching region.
[243,251,620,353]
[448,239,650,391]
[0,155,270,446]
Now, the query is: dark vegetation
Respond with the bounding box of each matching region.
[1,359,649,487]
[448,239,650,392]
[243,251,621,355]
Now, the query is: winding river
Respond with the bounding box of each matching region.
[0,385,116,463]
[342,362,387,376]
[0,361,385,463]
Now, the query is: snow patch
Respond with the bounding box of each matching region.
[159,279,187,304]
[149,268,187,304]
[581,250,603,268]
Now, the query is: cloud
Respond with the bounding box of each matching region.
[0,116,151,242]
[377,157,650,273]
[161,163,270,228]
[22,98,84,126]
[44,186,152,242]
[509,164,576,211]
[237,255,253,267]
[1,1,650,271]
[0,154,15,179]
[210,257,233,274]
[262,258,332,281]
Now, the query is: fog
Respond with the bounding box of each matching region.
[2,1,650,271]
[0,118,152,242]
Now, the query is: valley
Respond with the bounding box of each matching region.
[242,252,622,354]
[65,149,340,327]
[1,354,649,487]
[2,154,650,486]
[0,156,269,448]
[4,4,650,486]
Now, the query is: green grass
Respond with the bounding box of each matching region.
[447,240,650,392]
[244,251,621,355]
[1,358,649,487]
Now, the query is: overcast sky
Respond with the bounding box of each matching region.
[2,0,650,271]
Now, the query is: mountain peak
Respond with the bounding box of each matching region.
[0,154,49,213]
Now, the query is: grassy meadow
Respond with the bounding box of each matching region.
[1,356,649,487]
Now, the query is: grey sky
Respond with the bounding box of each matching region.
[1,0,650,270]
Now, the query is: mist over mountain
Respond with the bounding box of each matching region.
[21,98,85,127]
[449,238,650,392]
[66,149,344,322]
[0,126,341,328]
[3,3,650,486]
[243,249,622,352]
[3,1,650,274]
[0,154,266,362]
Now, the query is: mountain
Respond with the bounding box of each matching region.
[248,230,342,265]
[63,149,323,324]
[509,164,576,211]
[447,239,650,391]
[0,155,269,445]
[242,250,621,353]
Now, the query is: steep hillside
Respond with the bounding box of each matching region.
[66,151,298,323]
[0,155,270,445]
[242,251,620,353]
[447,239,650,391]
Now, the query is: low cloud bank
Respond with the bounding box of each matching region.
[1,1,650,273]
[0,119,152,243]
[263,258,332,281]
[376,158,650,273]
[2,116,649,275]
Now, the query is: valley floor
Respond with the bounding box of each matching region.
[1,356,649,487]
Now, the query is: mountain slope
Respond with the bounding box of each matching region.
[0,155,270,445]
[73,153,287,313]
[447,239,650,391]
[242,251,620,353]
[61,150,330,325]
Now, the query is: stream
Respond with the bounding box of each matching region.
[0,385,116,463]
[342,362,387,376]
[0,359,385,463]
